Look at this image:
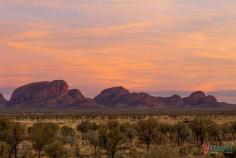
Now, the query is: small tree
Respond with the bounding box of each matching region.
[136,118,157,152]
[45,142,65,158]
[74,144,82,158]
[87,130,99,157]
[230,121,236,133]
[120,123,137,145]
[60,126,75,145]
[230,121,236,141]
[208,123,222,144]
[76,121,90,140]
[153,126,167,145]
[124,127,137,145]
[0,119,26,158]
[189,117,215,146]
[0,141,10,158]
[28,122,59,158]
[153,123,171,145]
[222,124,232,141]
[98,121,124,158]
[10,122,26,158]
[174,122,191,145]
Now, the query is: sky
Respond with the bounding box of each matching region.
[0,0,236,102]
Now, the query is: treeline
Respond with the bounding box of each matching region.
[0,117,236,158]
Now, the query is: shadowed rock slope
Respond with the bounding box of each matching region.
[0,93,7,108]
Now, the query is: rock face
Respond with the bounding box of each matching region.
[68,89,86,100]
[3,81,221,109]
[67,89,97,106]
[164,95,184,106]
[183,91,218,107]
[94,88,220,108]
[183,91,206,105]
[94,86,130,106]
[201,95,217,105]
[122,93,164,108]
[10,80,68,105]
[9,80,96,108]
[95,87,165,108]
[0,93,7,107]
[122,92,149,106]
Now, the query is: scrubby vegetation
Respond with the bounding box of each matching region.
[0,113,236,158]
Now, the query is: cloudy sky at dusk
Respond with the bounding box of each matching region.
[0,0,236,102]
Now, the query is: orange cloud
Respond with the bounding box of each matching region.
[1,0,236,98]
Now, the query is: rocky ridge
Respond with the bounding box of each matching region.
[8,80,97,108]
[94,87,219,108]
[0,80,223,109]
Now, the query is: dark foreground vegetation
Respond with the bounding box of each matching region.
[0,113,236,158]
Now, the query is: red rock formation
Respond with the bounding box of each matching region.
[47,80,68,98]
[122,92,164,108]
[122,92,149,106]
[200,95,218,105]
[164,95,184,106]
[95,88,219,108]
[67,89,97,106]
[68,89,86,100]
[183,91,218,106]
[95,88,165,108]
[10,80,68,105]
[4,81,221,109]
[9,80,95,108]
[94,86,130,106]
[183,91,206,105]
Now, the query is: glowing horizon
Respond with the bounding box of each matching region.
[1,0,236,101]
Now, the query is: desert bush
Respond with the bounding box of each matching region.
[136,118,157,152]
[45,142,65,158]
[189,117,216,146]
[98,121,124,158]
[60,126,76,145]
[174,122,191,145]
[74,144,83,158]
[0,119,26,158]
[77,121,90,140]
[0,141,10,158]
[87,130,99,157]
[222,124,232,141]
[28,122,59,158]
[230,122,236,135]
[77,121,99,141]
[153,123,170,145]
[208,123,222,145]
[120,122,137,145]
[124,127,137,145]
